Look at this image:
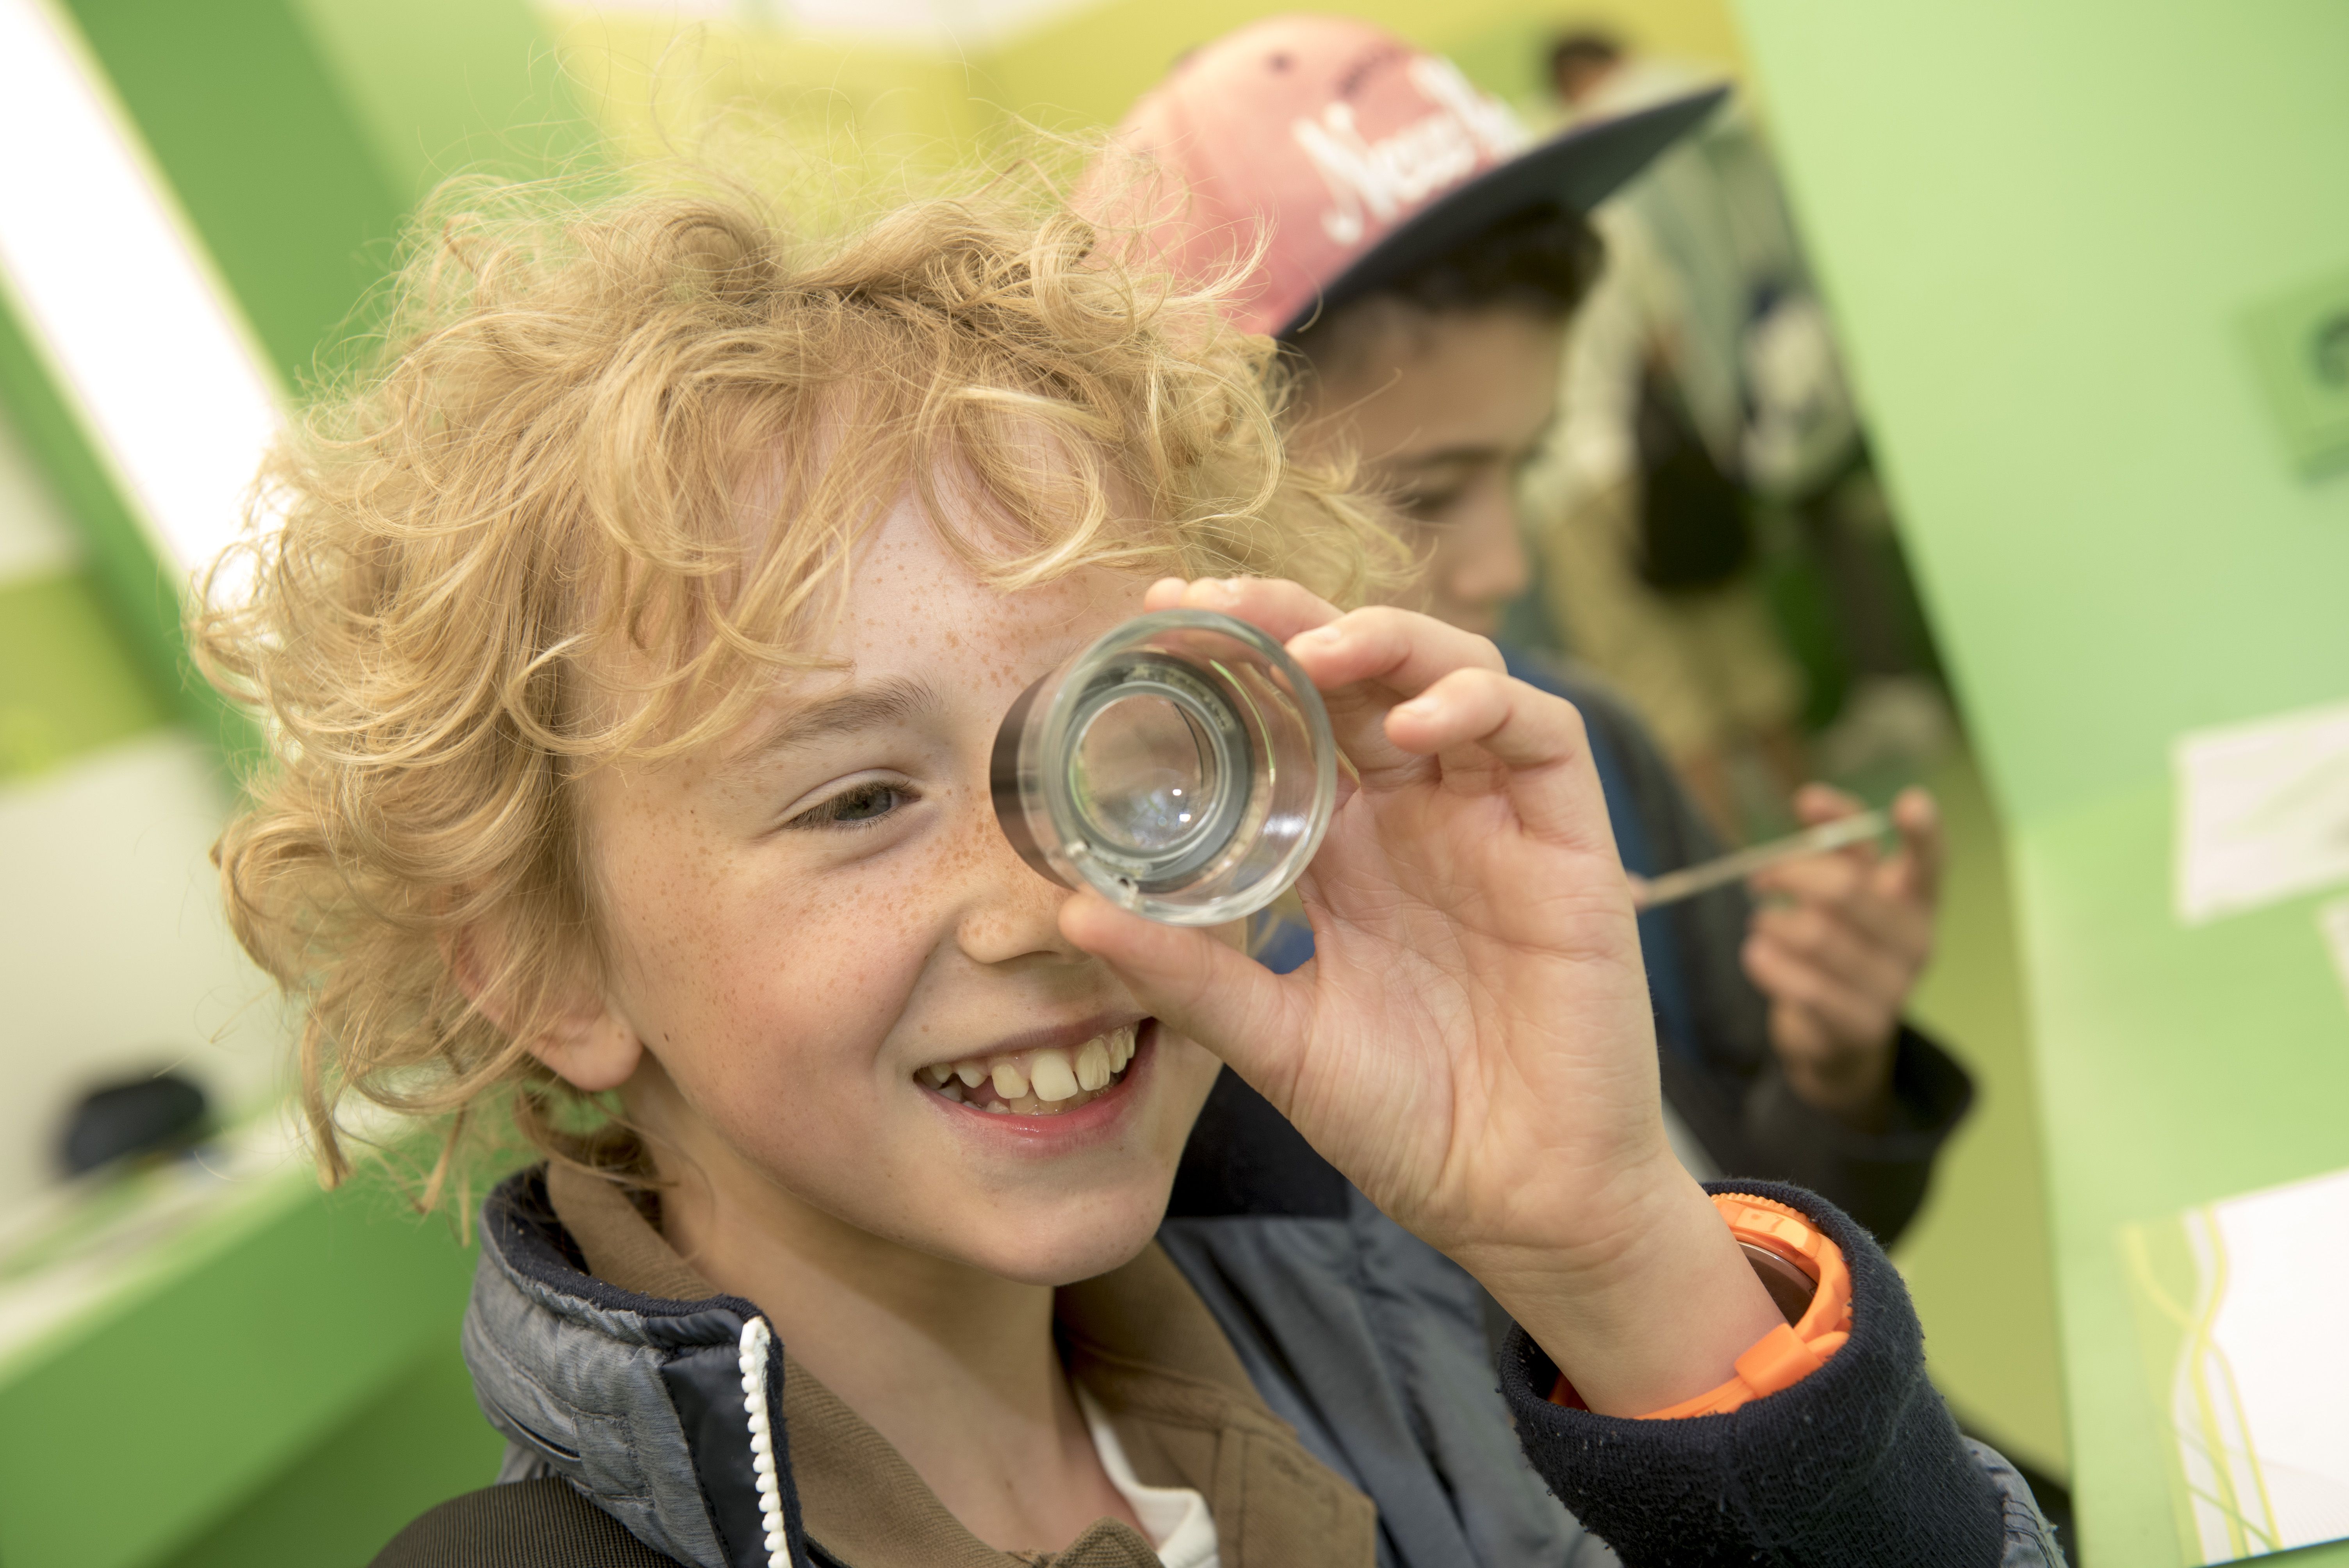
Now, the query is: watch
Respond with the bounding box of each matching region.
[1547,1190,1853,1419]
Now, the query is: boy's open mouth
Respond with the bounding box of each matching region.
[914,1022,1146,1115]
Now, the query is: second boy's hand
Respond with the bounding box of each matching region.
[1061,576,1783,1418]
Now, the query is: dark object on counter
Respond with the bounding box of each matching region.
[57,1070,211,1176]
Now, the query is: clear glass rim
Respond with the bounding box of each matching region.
[1017,609,1337,927]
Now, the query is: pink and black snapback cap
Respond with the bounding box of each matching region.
[1109,15,1725,337]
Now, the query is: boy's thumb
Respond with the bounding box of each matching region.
[1058,893,1302,1087]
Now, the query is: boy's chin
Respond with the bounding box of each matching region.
[910,1185,1171,1287]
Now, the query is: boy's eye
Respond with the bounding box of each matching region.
[1396,488,1465,522]
[784,780,915,831]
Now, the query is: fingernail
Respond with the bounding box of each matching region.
[1302,624,1344,645]
[1394,696,1438,719]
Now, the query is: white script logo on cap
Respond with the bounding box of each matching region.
[1290,58,1529,247]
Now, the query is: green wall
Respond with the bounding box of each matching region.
[1730,0,2349,827]
[1732,2,2349,1558]
[59,0,400,391]
[0,0,596,793]
[159,1330,504,1568]
[4,0,595,781]
[295,0,591,208]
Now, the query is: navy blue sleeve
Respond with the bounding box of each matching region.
[1497,1180,2027,1568]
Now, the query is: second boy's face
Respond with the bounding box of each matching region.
[1301,305,1564,636]
[572,497,1226,1286]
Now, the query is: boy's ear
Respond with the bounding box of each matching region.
[518,1002,644,1094]
[446,927,644,1094]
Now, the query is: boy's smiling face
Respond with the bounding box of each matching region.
[563,495,1226,1287]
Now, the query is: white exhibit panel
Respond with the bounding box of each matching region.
[0,734,283,1210]
[2174,698,2349,925]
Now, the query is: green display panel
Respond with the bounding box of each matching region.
[1730,1,2349,1561]
[0,1169,486,1568]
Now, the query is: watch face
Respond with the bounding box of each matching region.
[1739,1241,1820,1325]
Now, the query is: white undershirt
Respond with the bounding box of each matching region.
[1076,1385,1220,1568]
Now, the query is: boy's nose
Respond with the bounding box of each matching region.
[1445,495,1533,622]
[952,795,1087,967]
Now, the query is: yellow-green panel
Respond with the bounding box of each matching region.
[978,0,1743,130]
[2014,786,2349,1565]
[545,9,1007,171]
[0,571,171,784]
[544,0,1752,171]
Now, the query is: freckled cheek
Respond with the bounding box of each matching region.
[612,855,954,1108]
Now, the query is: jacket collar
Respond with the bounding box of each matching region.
[465,1164,1373,1568]
[465,1166,789,1568]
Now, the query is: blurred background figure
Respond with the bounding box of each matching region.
[1521,27,1954,840]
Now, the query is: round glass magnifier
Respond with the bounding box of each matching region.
[991,610,1337,925]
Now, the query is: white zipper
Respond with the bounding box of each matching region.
[737,1318,789,1568]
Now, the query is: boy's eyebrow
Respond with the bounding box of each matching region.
[1381,444,1502,473]
[731,675,945,768]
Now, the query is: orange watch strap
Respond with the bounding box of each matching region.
[1547,1192,1852,1419]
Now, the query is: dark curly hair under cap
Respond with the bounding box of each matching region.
[1291,199,1607,346]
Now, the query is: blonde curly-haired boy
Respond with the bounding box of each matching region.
[200,166,2051,1568]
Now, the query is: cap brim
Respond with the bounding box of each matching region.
[1281,85,1730,339]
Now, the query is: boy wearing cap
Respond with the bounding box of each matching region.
[1110,16,1971,1247]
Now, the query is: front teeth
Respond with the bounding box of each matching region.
[1028,1051,1080,1101]
[915,1024,1141,1115]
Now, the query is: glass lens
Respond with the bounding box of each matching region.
[991,609,1336,925]
[1070,694,1215,856]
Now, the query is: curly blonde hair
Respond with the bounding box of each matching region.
[197,161,1395,1206]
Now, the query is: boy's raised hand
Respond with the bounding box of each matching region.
[1743,784,1942,1126]
[1062,578,1781,1416]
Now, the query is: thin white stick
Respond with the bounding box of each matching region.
[1629,810,1889,911]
